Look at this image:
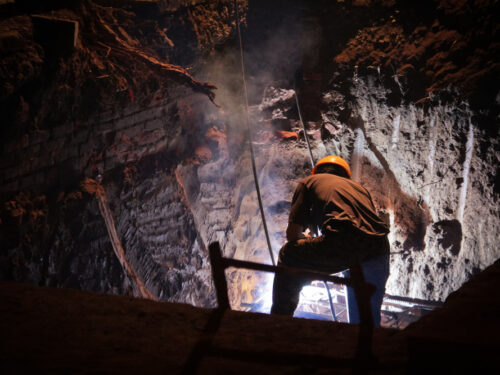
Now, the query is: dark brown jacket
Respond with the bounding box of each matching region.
[289,173,389,238]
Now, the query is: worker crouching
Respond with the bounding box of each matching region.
[270,156,390,326]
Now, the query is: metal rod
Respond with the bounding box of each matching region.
[223,257,357,286]
[383,293,444,308]
[209,241,374,296]
[324,281,337,322]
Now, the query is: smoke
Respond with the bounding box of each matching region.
[195,0,319,248]
[198,0,318,111]
[188,3,320,312]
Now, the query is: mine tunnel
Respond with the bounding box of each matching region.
[0,0,499,373]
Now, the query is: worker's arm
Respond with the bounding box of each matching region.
[287,181,311,241]
[286,222,304,242]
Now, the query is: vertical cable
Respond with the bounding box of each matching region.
[294,81,315,168]
[234,1,276,266]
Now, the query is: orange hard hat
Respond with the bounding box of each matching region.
[312,155,351,177]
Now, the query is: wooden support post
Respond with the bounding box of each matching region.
[208,242,230,310]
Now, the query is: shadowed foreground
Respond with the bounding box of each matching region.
[1,259,499,374]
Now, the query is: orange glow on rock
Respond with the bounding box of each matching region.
[275,130,298,141]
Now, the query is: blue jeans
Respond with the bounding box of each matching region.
[271,232,389,318]
[345,252,390,327]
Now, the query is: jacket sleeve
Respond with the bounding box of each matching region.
[288,181,311,225]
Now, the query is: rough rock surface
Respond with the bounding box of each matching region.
[322,78,499,301]
[0,0,248,305]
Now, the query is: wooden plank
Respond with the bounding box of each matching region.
[81,178,156,301]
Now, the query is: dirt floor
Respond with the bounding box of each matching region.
[1,259,499,374]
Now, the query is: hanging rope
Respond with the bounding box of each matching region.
[234,1,276,266]
[294,81,315,168]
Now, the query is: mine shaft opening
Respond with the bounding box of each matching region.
[1,0,497,337]
[1,1,499,372]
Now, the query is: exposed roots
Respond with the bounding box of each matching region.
[90,2,217,103]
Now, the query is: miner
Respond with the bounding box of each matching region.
[270,155,390,326]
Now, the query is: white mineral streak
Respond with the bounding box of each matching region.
[457,119,474,222]
[391,114,401,149]
[351,127,365,181]
[387,209,396,246]
[427,117,436,173]
[424,117,437,211]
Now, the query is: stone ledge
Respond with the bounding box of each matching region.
[2,259,498,374]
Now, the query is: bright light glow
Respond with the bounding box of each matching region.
[300,284,331,304]
[231,271,274,313]
[256,272,274,313]
[387,209,396,246]
[295,280,348,321]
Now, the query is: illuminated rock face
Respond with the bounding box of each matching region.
[318,79,500,301]
[199,0,500,306]
[177,79,499,308]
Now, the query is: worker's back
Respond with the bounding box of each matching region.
[289,173,389,237]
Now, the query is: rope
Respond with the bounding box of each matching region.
[294,81,315,168]
[294,80,339,322]
[234,1,276,266]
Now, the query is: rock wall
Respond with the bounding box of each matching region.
[172,77,498,309]
[321,77,500,300]
[0,92,218,305]
[0,0,248,304]
[169,74,498,310]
